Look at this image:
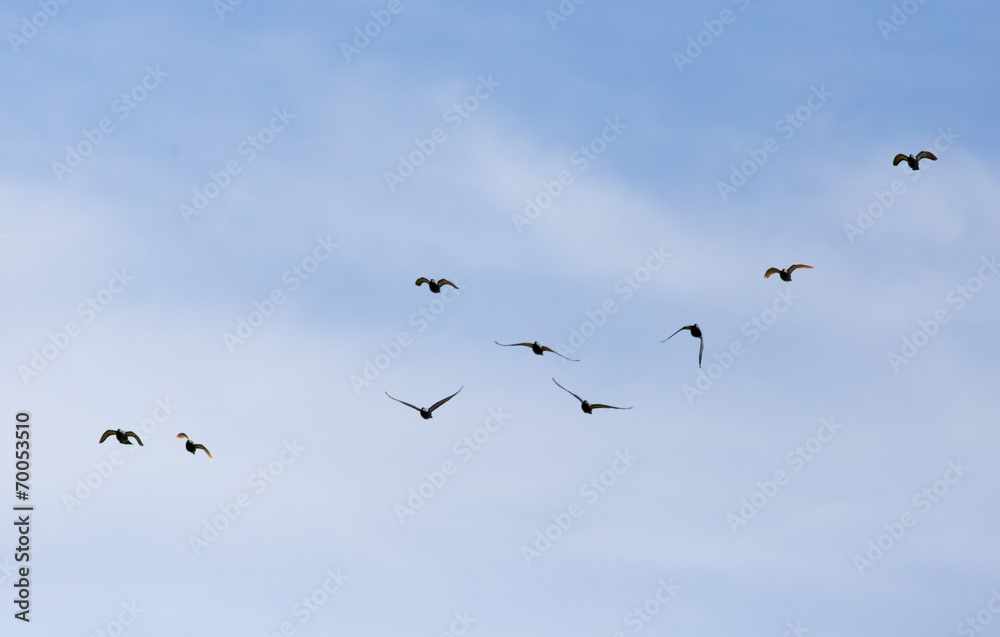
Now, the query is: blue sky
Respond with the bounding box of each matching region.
[2,0,1000,635]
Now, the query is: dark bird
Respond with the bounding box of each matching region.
[99,429,143,446]
[661,324,704,368]
[765,264,813,282]
[893,151,937,171]
[495,341,579,361]
[552,378,632,414]
[386,386,463,419]
[176,433,212,459]
[415,278,458,293]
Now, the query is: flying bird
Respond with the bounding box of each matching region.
[415,278,458,293]
[495,341,579,361]
[765,264,813,282]
[552,378,631,413]
[386,386,463,419]
[99,429,143,446]
[176,433,212,459]
[661,324,704,368]
[893,151,937,171]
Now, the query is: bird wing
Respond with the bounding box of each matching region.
[764,268,781,279]
[125,431,143,446]
[176,433,190,440]
[495,341,532,348]
[660,326,688,342]
[99,430,117,443]
[437,279,458,289]
[429,386,463,412]
[552,378,585,404]
[415,277,431,287]
[698,337,704,368]
[540,346,579,362]
[590,404,633,410]
[385,392,422,412]
[787,264,813,273]
[892,154,908,166]
[915,151,937,162]
[193,444,213,459]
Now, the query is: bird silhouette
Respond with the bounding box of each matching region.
[893,151,937,171]
[495,341,579,361]
[386,387,463,419]
[415,278,458,293]
[552,378,631,414]
[176,433,212,459]
[99,429,143,446]
[765,264,813,282]
[662,324,704,368]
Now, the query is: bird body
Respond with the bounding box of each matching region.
[765,264,813,282]
[176,433,212,459]
[415,278,458,293]
[552,378,631,413]
[99,429,143,446]
[661,324,704,367]
[386,387,463,419]
[893,151,937,170]
[495,341,579,361]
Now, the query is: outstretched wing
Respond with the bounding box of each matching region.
[915,151,937,162]
[764,267,781,279]
[176,433,190,440]
[540,346,579,362]
[385,392,423,412]
[415,277,431,287]
[698,337,704,368]
[590,404,633,410]
[892,154,909,166]
[429,386,463,412]
[552,378,585,404]
[99,430,117,443]
[787,264,813,274]
[193,444,213,459]
[125,431,143,446]
[436,279,458,289]
[495,341,533,348]
[660,326,689,343]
